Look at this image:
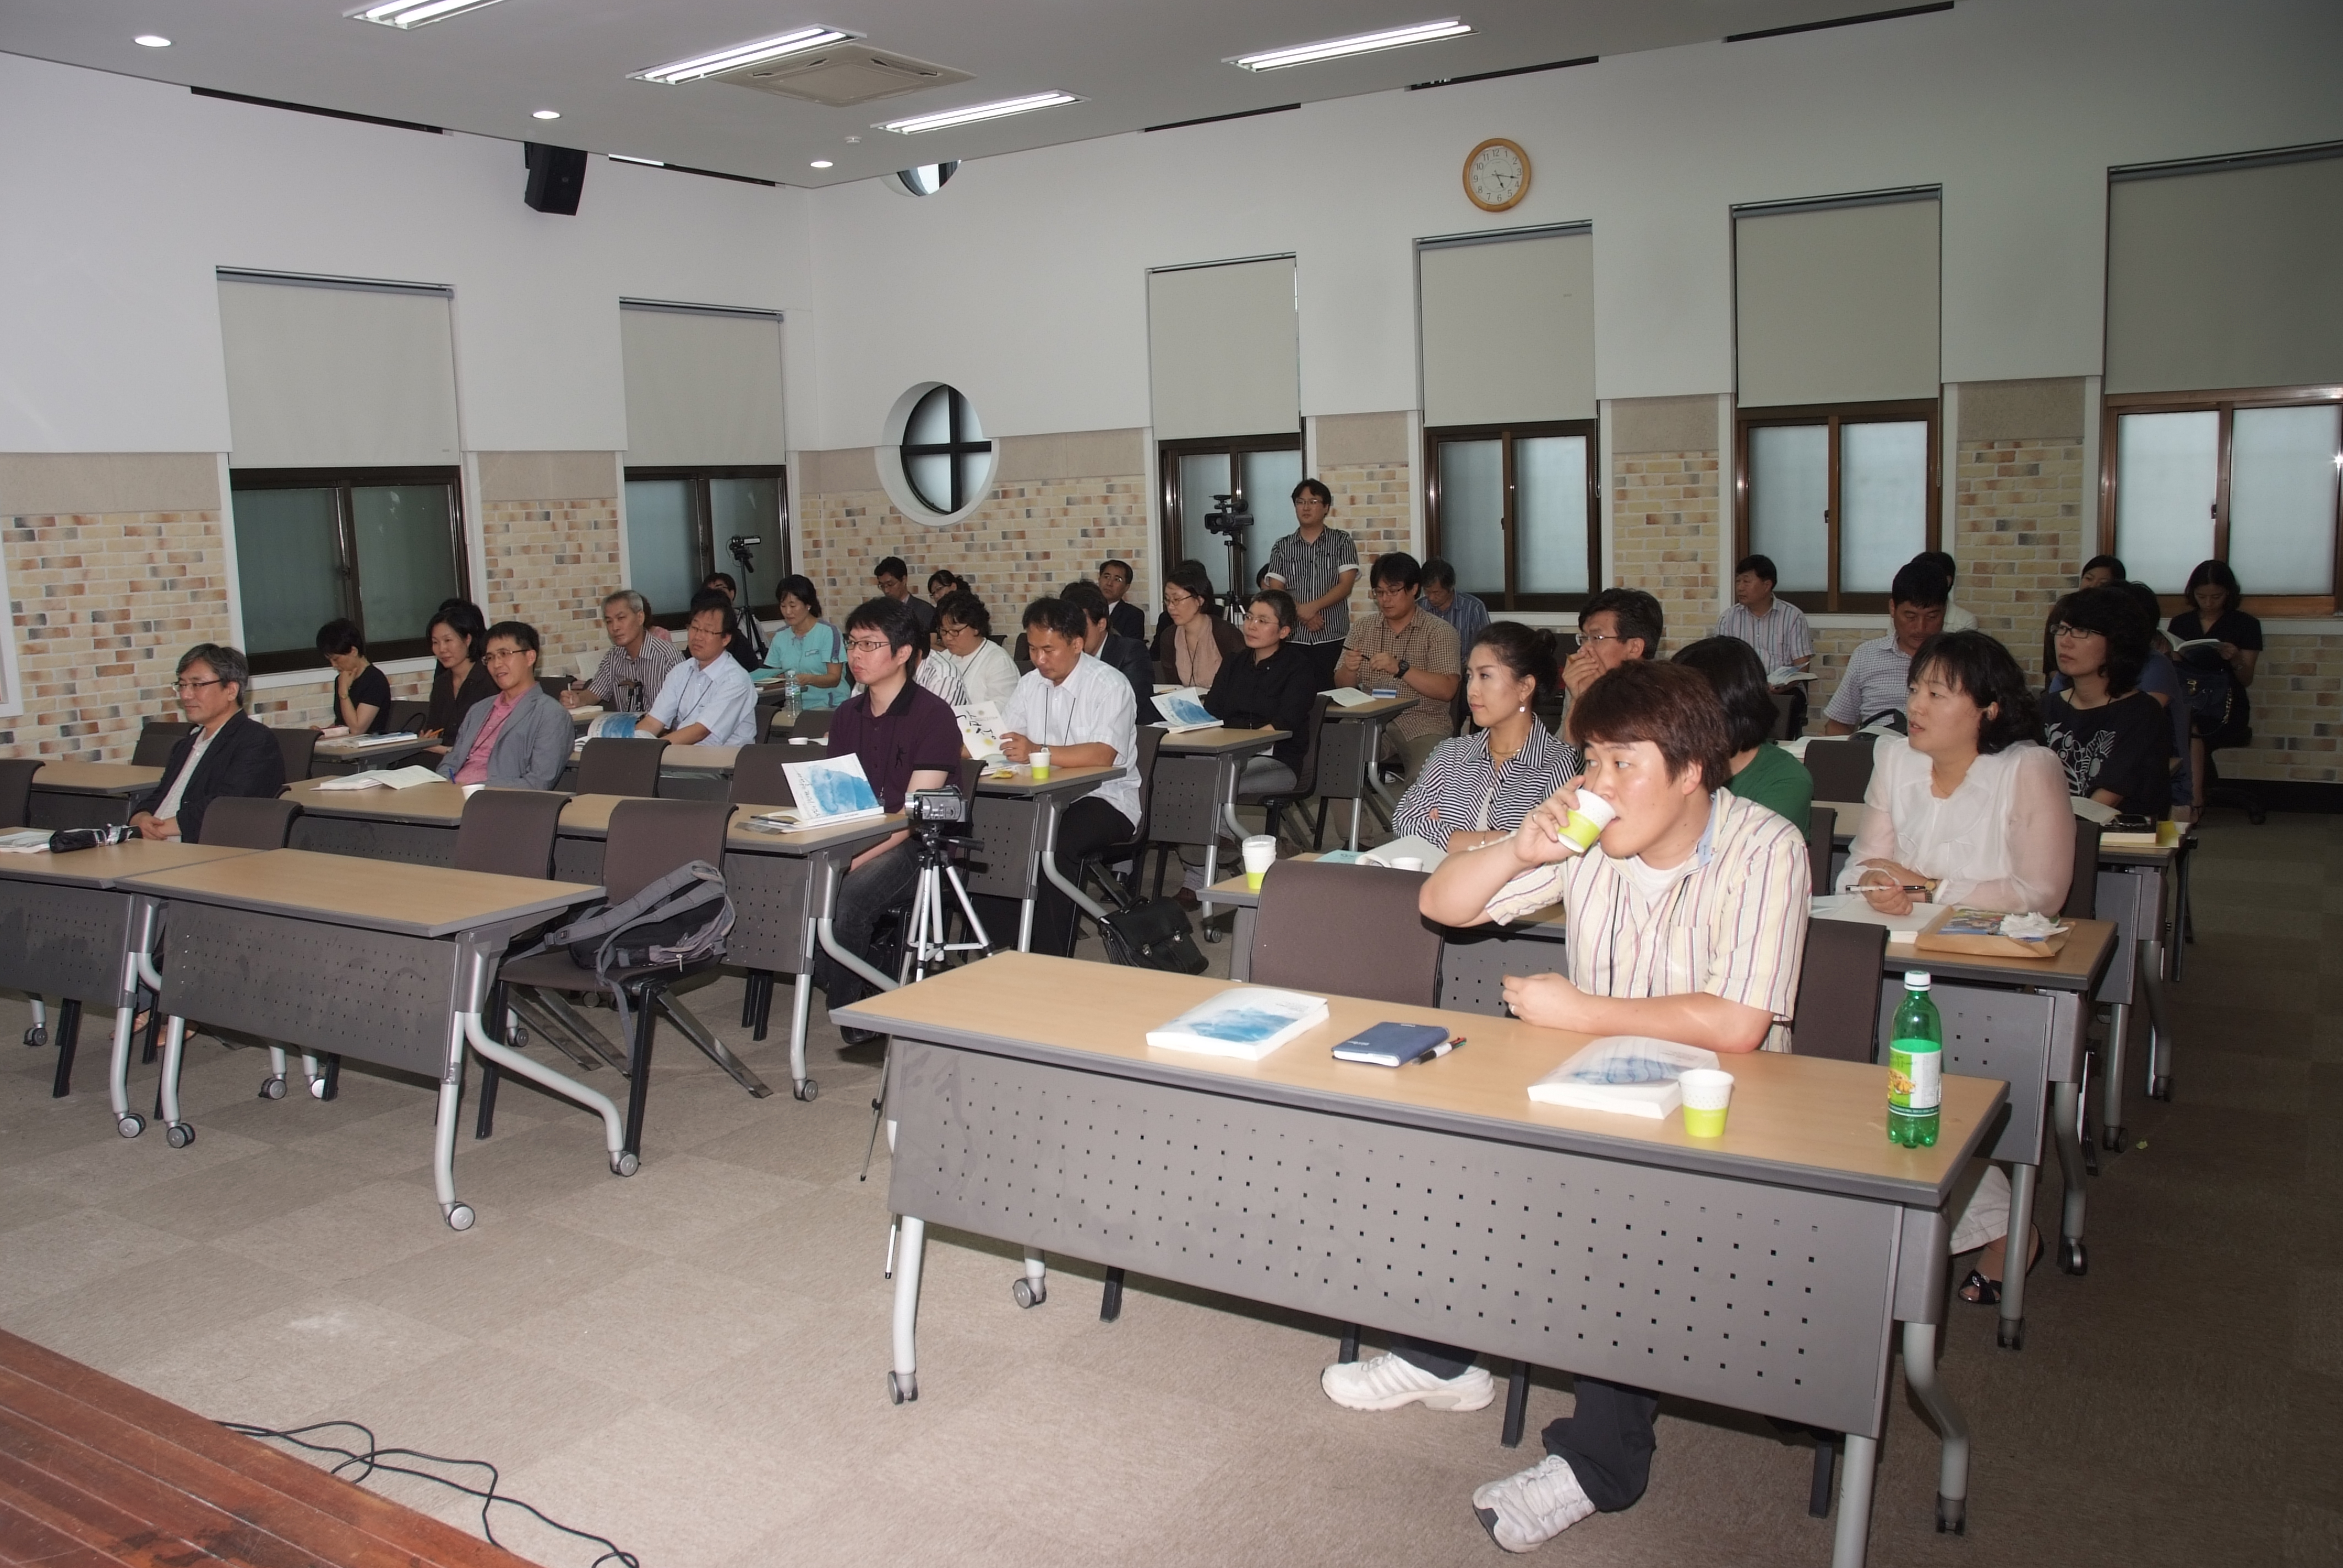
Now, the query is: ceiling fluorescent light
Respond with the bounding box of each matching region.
[879,91,1082,134]
[351,0,507,29]
[633,26,857,85]
[1230,18,1473,70]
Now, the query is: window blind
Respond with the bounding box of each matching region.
[2105,147,2343,395]
[216,273,460,468]
[1147,257,1299,440]
[1419,227,1595,427]
[1734,193,1939,409]
[619,303,787,467]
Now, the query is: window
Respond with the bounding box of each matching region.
[1424,421,1599,610]
[229,468,466,673]
[1158,436,1301,601]
[622,467,791,628]
[2102,388,2341,614]
[1734,401,1938,613]
[900,385,994,515]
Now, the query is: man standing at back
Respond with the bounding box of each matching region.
[1262,478,1359,689]
[875,555,938,639]
[1822,559,1947,733]
[1098,559,1146,641]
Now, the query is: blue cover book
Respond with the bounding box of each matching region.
[1331,1021,1451,1066]
[1146,987,1329,1061]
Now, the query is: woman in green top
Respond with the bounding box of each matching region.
[1672,636,1813,825]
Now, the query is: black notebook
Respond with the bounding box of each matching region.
[1331,1021,1452,1067]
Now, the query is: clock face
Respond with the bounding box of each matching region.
[1464,138,1529,212]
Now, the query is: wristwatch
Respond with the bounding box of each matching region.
[1396,658,1412,678]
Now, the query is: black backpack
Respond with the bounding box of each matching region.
[535,859,734,1036]
[1087,875,1207,975]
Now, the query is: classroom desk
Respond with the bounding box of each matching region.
[285,777,472,864]
[116,849,606,1229]
[1149,727,1288,918]
[1311,694,1414,851]
[962,764,1119,952]
[28,763,163,830]
[309,734,434,777]
[840,952,2004,1564]
[0,841,260,1097]
[557,741,741,801]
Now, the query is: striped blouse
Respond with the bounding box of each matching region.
[1483,790,1811,1052]
[1393,721,1581,843]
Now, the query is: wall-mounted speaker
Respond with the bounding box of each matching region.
[524,143,586,215]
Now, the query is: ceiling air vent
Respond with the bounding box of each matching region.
[717,47,972,106]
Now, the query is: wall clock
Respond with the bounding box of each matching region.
[1463,138,1530,212]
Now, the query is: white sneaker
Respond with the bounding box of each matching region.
[1319,1352,1495,1412]
[1472,1455,1596,1553]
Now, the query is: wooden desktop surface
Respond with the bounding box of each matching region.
[841,952,2001,1205]
[1156,726,1286,755]
[0,840,259,890]
[1204,853,1568,932]
[118,848,599,938]
[973,763,1121,798]
[31,763,163,796]
[287,777,472,825]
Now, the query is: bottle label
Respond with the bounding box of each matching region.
[1888,1040,1941,1112]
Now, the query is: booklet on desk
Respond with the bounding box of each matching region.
[1152,688,1220,734]
[312,764,444,791]
[585,713,640,741]
[1527,1036,1719,1118]
[955,702,1007,763]
[1146,987,1329,1060]
[780,753,886,828]
[1767,667,1818,685]
[1322,687,1376,709]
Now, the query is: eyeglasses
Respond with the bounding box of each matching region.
[172,678,224,694]
[2050,623,2102,641]
[483,647,532,662]
[1163,591,1198,608]
[1573,631,1622,648]
[845,637,894,655]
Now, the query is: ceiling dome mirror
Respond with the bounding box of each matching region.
[882,161,960,197]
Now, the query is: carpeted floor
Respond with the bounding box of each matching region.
[1,809,2336,1567]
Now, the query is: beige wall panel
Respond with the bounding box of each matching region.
[1315,412,1413,468]
[476,451,619,503]
[994,429,1145,483]
[1611,396,1720,455]
[1957,379,2085,443]
[1736,199,1939,409]
[0,453,220,516]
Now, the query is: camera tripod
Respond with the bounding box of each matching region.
[860,817,991,1182]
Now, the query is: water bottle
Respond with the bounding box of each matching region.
[1887,971,1942,1148]
[782,669,799,716]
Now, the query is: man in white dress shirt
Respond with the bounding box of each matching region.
[637,594,759,748]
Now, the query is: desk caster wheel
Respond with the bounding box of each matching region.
[164,1123,195,1149]
[509,1026,528,1048]
[445,1204,475,1232]
[1936,1497,1965,1535]
[116,1114,145,1139]
[259,1075,287,1100]
[611,1151,639,1177]
[308,1077,329,1101]
[1011,1277,1045,1309]
[888,1370,917,1404]
[2101,1125,2125,1152]
[23,1026,46,1048]
[2149,1075,2172,1101]
[793,1078,819,1102]
[1996,1317,2024,1352]
[2059,1238,2087,1276]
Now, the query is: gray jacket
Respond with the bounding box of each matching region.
[437,684,572,790]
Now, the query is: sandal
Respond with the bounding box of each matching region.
[1958,1225,2043,1306]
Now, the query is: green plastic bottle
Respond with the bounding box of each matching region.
[1887,971,1942,1148]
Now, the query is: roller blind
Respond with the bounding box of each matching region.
[620,302,786,467]
[1419,227,1595,427]
[1735,194,1939,409]
[2105,148,2343,395]
[1147,257,1298,440]
[216,273,460,469]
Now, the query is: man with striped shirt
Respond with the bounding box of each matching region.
[1325,660,1810,1555]
[1717,553,1815,737]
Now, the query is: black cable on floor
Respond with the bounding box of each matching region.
[219,1418,641,1567]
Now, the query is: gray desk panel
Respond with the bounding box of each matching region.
[963,794,1040,900]
[1147,754,1228,847]
[890,1038,1903,1438]
[291,815,459,868]
[554,837,601,884]
[1440,927,1568,1018]
[27,792,134,831]
[727,852,814,972]
[0,881,133,1001]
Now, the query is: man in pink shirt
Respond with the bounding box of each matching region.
[437,622,572,790]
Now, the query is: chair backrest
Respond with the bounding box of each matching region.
[537,675,573,703]
[602,798,734,903]
[0,757,40,828]
[1790,917,1887,1063]
[1804,805,1837,897]
[1126,725,1165,846]
[132,720,193,767]
[576,736,666,798]
[788,708,833,740]
[1252,859,1442,1008]
[2061,819,2100,919]
[756,701,786,743]
[388,699,432,734]
[729,743,796,807]
[454,788,569,879]
[1012,632,1033,673]
[1802,734,1876,804]
[272,727,319,782]
[1769,692,1796,741]
[1286,693,1334,797]
[200,796,303,850]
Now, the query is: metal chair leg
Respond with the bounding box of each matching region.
[622,985,658,1158]
[1808,1429,1839,1517]
[1502,1363,1530,1448]
[50,998,82,1099]
[1338,1324,1360,1363]
[474,983,505,1140]
[1100,1265,1125,1322]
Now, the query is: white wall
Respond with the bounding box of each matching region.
[0,51,812,455]
[800,0,2343,449]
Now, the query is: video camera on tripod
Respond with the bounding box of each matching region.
[1203,494,1253,617]
[727,533,762,576]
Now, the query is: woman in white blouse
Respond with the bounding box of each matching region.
[915,590,1021,710]
[1838,629,2072,1308]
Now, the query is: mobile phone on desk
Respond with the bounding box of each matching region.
[1332,1021,1458,1067]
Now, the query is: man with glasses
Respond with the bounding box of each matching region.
[916,590,1021,709]
[637,593,760,748]
[129,644,284,843]
[437,622,573,790]
[1262,478,1360,689]
[565,590,682,715]
[1336,552,1461,788]
[1561,588,1663,742]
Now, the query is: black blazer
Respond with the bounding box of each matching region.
[1099,632,1160,725]
[132,712,286,843]
[1203,643,1317,771]
[1107,601,1146,642]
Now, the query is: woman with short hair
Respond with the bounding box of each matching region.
[917,590,1020,709]
[315,618,392,735]
[420,600,493,752]
[758,575,847,710]
[2041,585,2173,819]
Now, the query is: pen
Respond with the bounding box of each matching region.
[1416,1036,1466,1062]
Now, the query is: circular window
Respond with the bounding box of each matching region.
[895,384,994,518]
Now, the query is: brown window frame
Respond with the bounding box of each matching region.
[1734,398,1940,614]
[1422,418,1603,612]
[227,466,468,674]
[2099,384,2343,619]
[1157,433,1303,602]
[620,465,792,629]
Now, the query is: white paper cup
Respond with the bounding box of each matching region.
[1029,747,1051,778]
[1561,791,1617,851]
[1241,834,1277,890]
[1679,1068,1734,1137]
[1389,856,1424,872]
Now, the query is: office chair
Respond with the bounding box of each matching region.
[132,720,194,767]
[1801,734,1876,804]
[1066,726,1173,902]
[0,757,39,827]
[576,736,665,797]
[789,709,833,741]
[1234,693,1332,849]
[388,700,432,735]
[2061,821,2101,920]
[271,727,319,783]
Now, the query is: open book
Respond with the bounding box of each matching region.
[955,701,1007,763]
[1152,687,1220,734]
[311,764,443,792]
[585,713,640,741]
[2168,637,2224,658]
[1527,1037,1720,1119]
[1767,667,1818,685]
[320,730,422,750]
[780,753,886,828]
[1146,987,1328,1061]
[1322,687,1377,709]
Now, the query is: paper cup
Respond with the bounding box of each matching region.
[1241,834,1277,891]
[1388,856,1424,872]
[1679,1068,1734,1137]
[1029,747,1051,779]
[1561,791,1617,852]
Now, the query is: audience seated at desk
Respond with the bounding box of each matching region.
[2041,586,2175,820]
[1393,621,1578,852]
[1351,660,1810,1554]
[1822,559,1947,734]
[1335,551,1461,788]
[875,555,938,639]
[129,644,285,843]
[438,621,572,790]
[926,568,968,610]
[916,590,1020,710]
[701,570,768,667]
[1672,636,1813,825]
[1916,549,1979,633]
[314,618,393,736]
[759,574,848,710]
[814,597,962,1044]
[419,600,494,754]
[1060,579,1158,725]
[1559,586,1661,744]
[2168,557,2261,818]
[1198,589,1317,793]
[1714,553,1813,734]
[1098,557,1146,642]
[565,589,681,715]
[637,594,760,748]
[1152,561,1243,688]
[1420,555,1490,652]
[1261,478,1359,689]
[996,595,1143,956]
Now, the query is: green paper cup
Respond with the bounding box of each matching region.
[1679,1068,1734,1138]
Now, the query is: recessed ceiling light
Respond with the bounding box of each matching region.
[350,0,508,30]
[609,154,665,167]
[1230,18,1473,71]
[532,109,561,119]
[633,26,857,85]
[134,34,171,47]
[879,91,1083,135]
[809,159,834,169]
